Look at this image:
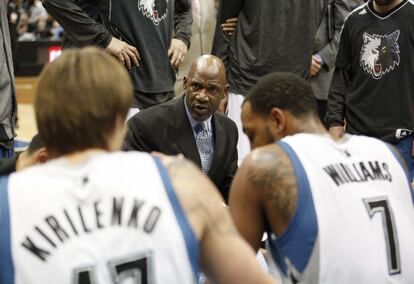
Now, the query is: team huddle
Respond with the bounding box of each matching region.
[1,0,414,282]
[0,46,413,284]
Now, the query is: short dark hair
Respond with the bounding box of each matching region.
[244,72,317,117]
[27,134,43,155]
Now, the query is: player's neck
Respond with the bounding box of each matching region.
[373,0,403,13]
[295,117,327,136]
[62,149,108,165]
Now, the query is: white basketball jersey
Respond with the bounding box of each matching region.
[0,152,199,284]
[267,134,414,284]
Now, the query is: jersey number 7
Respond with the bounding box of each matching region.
[364,196,401,275]
[73,251,153,284]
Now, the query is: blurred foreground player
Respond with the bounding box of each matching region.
[0,48,275,284]
[230,72,414,283]
[0,134,48,175]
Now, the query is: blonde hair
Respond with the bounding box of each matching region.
[35,47,133,157]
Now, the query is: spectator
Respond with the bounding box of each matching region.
[326,0,414,180]
[34,17,52,39]
[28,0,47,25]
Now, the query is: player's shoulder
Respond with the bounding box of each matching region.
[163,155,224,206]
[93,151,160,177]
[99,151,154,164]
[340,133,389,149]
[11,151,154,181]
[161,156,222,236]
[246,142,284,160]
[241,143,290,177]
[162,156,211,194]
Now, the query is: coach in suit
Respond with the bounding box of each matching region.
[124,55,238,201]
[311,0,351,125]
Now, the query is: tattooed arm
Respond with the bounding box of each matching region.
[163,156,276,284]
[229,144,298,251]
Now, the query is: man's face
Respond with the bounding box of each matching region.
[241,102,278,150]
[185,64,228,121]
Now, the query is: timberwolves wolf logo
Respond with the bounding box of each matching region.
[360,30,400,80]
[138,0,168,25]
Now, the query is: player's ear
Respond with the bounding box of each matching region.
[35,148,49,164]
[269,107,286,134]
[183,76,188,91]
[223,84,229,100]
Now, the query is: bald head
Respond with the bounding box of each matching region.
[188,55,227,85]
[184,55,229,121]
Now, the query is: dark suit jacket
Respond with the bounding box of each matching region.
[123,96,238,201]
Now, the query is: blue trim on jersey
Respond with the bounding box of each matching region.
[385,143,414,204]
[267,141,318,277]
[153,157,201,281]
[0,176,14,284]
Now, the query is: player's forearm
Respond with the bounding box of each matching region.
[173,0,192,48]
[42,0,112,48]
[325,67,349,127]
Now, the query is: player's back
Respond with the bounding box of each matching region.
[267,133,414,283]
[0,152,198,284]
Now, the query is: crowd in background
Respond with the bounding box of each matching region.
[7,0,63,45]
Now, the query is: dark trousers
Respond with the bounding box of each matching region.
[394,134,414,182]
[0,139,14,158]
[134,91,175,110]
[316,99,328,129]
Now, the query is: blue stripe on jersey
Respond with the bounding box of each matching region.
[0,176,14,284]
[153,157,201,281]
[267,141,318,277]
[385,143,414,204]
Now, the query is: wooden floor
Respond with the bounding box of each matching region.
[16,104,37,142]
[15,77,38,142]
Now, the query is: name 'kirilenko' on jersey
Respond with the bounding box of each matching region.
[1,152,199,284]
[22,196,162,262]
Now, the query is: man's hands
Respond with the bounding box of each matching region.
[105,37,140,70]
[168,38,188,68]
[311,54,322,77]
[221,17,238,35]
[106,37,189,70]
